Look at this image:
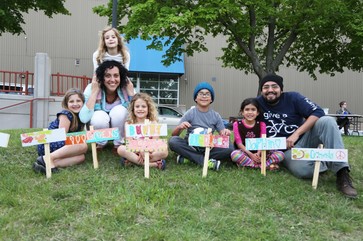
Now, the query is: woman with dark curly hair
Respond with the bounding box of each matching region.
[79,60,135,152]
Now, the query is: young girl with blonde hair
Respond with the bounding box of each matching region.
[117,93,167,170]
[93,26,130,71]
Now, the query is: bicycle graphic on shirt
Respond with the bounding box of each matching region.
[267,120,299,137]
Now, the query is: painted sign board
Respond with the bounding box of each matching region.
[188,134,230,148]
[126,139,168,152]
[245,137,286,150]
[20,128,66,147]
[0,132,10,147]
[291,148,348,162]
[86,128,119,143]
[65,131,87,145]
[125,124,168,138]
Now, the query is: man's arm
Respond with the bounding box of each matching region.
[286,115,319,149]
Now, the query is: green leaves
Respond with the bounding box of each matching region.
[0,0,69,36]
[94,0,363,79]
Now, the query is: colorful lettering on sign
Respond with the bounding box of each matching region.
[65,131,87,145]
[86,128,120,143]
[125,124,168,138]
[245,137,286,151]
[126,139,168,152]
[291,148,348,162]
[188,134,230,148]
[20,128,66,147]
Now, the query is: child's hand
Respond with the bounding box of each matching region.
[178,121,191,130]
[219,128,231,136]
[125,77,135,96]
[248,151,261,163]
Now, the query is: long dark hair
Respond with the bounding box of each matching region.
[95,60,128,91]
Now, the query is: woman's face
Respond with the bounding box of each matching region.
[103,67,120,93]
[103,30,118,49]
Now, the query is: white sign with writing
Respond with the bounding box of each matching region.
[246,137,286,150]
[291,148,348,162]
[0,132,10,147]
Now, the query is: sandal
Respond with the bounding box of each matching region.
[268,163,280,171]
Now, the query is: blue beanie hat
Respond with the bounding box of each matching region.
[193,82,215,102]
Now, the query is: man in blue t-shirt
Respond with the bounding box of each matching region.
[256,74,357,198]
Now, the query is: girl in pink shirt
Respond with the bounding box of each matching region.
[231,98,284,170]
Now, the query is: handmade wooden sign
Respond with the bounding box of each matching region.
[20,128,66,147]
[125,123,168,138]
[21,128,66,178]
[292,146,348,189]
[188,134,230,148]
[125,121,168,178]
[86,128,120,143]
[65,131,87,145]
[126,139,168,152]
[245,136,287,176]
[291,148,348,162]
[245,137,286,150]
[0,132,10,147]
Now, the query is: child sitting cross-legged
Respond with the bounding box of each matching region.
[117,93,167,170]
[168,82,234,171]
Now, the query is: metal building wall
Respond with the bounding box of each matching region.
[0,0,109,76]
[181,35,363,118]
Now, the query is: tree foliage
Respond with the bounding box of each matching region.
[0,0,69,36]
[94,0,363,79]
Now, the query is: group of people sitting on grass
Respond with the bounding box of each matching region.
[32,27,357,199]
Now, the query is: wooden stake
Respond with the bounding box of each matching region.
[312,144,323,189]
[202,128,212,177]
[90,126,99,169]
[144,119,150,178]
[261,134,266,176]
[44,143,52,178]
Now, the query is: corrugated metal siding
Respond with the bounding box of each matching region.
[0,0,109,76]
[1,0,362,119]
[182,35,363,119]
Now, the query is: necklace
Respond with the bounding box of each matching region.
[106,94,118,104]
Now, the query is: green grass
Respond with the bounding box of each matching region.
[1,128,362,240]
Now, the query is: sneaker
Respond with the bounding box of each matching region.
[157,159,166,170]
[176,155,190,164]
[32,161,59,175]
[336,167,357,198]
[208,159,221,171]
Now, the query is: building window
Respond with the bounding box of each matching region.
[128,72,180,105]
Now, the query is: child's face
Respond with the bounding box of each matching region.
[67,94,84,113]
[195,89,212,107]
[104,30,118,49]
[242,104,259,122]
[133,98,148,120]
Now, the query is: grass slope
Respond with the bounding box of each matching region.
[0,129,362,240]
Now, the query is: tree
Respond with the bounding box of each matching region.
[0,0,69,36]
[93,0,363,80]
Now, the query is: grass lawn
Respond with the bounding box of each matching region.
[0,128,362,240]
